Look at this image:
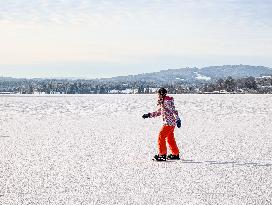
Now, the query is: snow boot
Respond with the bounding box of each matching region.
[153,154,167,161]
[167,154,180,160]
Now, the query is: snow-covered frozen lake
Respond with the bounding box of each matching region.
[0,94,272,204]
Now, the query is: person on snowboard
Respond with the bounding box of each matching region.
[142,87,181,161]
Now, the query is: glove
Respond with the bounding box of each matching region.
[142,113,151,119]
[176,118,181,128]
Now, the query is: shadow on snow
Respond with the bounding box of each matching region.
[181,159,272,167]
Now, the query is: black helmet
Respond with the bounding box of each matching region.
[157,87,167,96]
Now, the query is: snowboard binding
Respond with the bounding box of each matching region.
[153,154,167,161]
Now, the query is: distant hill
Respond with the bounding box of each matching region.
[100,67,199,83]
[199,65,272,80]
[100,65,272,83]
[1,65,272,84]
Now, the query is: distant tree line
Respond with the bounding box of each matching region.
[0,76,272,94]
[200,76,272,94]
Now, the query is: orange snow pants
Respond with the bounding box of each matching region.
[158,125,179,155]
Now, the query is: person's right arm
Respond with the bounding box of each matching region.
[150,107,162,118]
[142,107,161,119]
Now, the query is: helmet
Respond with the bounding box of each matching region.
[157,87,167,96]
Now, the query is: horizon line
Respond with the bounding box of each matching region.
[0,64,271,80]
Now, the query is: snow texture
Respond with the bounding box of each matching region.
[195,72,211,81]
[0,94,272,205]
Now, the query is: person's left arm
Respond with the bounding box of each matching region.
[165,99,181,128]
[164,99,179,118]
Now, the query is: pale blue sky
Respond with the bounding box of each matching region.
[0,0,271,78]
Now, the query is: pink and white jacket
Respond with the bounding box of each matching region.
[150,96,179,126]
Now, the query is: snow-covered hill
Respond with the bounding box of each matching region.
[100,65,272,83]
[0,94,272,204]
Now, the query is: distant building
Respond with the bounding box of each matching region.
[0,92,13,94]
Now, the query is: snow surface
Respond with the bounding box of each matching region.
[195,72,211,81]
[0,94,272,204]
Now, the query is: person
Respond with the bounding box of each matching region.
[142,88,181,161]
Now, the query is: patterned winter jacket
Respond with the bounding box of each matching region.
[150,96,179,126]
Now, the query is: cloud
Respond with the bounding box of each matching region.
[0,0,272,69]
[0,0,271,30]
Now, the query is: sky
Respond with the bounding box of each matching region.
[0,0,272,79]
